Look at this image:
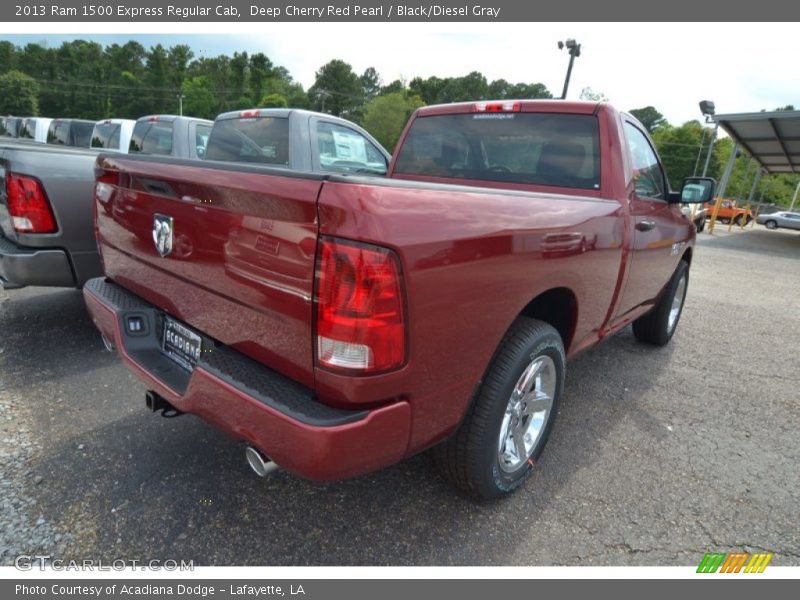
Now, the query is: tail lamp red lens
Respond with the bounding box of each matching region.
[5,173,57,233]
[316,237,406,374]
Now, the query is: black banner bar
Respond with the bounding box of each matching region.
[3,579,798,600]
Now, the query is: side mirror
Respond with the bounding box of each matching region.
[680,177,715,204]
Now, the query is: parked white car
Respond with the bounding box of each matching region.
[90,118,135,153]
[756,211,800,231]
[18,117,53,142]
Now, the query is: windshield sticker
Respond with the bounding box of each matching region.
[473,114,516,120]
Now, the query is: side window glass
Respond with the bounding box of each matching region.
[624,122,665,200]
[317,121,387,175]
[195,124,211,159]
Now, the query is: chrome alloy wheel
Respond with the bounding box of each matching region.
[497,355,556,473]
[667,272,687,333]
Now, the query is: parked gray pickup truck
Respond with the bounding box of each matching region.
[0,116,213,290]
[1,110,389,290]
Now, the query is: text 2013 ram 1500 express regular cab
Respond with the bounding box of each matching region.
[84,101,713,498]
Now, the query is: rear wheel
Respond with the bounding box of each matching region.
[734,215,743,226]
[765,220,778,230]
[433,318,565,499]
[632,260,689,346]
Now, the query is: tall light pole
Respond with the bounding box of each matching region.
[699,100,717,178]
[693,127,709,176]
[318,90,330,113]
[558,39,581,100]
[177,93,185,116]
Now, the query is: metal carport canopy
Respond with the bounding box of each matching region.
[714,110,800,173]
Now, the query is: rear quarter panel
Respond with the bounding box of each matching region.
[317,178,625,450]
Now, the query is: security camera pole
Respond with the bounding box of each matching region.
[558,39,582,100]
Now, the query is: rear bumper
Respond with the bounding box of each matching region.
[82,277,411,481]
[0,234,75,288]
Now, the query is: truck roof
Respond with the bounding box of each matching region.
[134,115,213,125]
[415,99,602,117]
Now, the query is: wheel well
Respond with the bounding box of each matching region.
[519,287,577,351]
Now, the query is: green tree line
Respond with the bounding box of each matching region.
[0,39,552,153]
[0,40,795,206]
[631,105,798,208]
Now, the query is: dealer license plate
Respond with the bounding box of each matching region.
[161,316,202,371]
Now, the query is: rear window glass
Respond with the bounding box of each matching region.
[394,113,601,189]
[1,117,22,137]
[47,121,70,145]
[18,119,36,139]
[71,122,94,147]
[91,122,122,149]
[205,117,289,165]
[129,120,174,155]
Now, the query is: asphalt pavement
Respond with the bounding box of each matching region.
[1,225,798,566]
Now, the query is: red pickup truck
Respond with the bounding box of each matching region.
[84,100,712,498]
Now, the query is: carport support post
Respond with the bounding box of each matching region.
[790,180,800,212]
[736,158,753,201]
[747,169,763,204]
[709,142,739,234]
[746,169,763,227]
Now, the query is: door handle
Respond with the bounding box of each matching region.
[636,220,656,232]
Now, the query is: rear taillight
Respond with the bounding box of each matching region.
[473,101,521,113]
[5,173,57,233]
[315,237,406,374]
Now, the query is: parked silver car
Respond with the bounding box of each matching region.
[756,211,800,231]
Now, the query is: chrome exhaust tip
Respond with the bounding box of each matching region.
[245,445,280,477]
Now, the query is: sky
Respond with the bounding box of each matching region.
[3,22,799,126]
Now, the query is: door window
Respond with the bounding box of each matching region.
[317,121,387,175]
[624,122,665,200]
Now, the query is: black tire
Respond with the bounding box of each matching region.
[765,220,778,230]
[719,217,730,224]
[632,260,689,346]
[733,215,742,226]
[433,317,565,499]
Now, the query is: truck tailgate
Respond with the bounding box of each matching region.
[95,155,322,387]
